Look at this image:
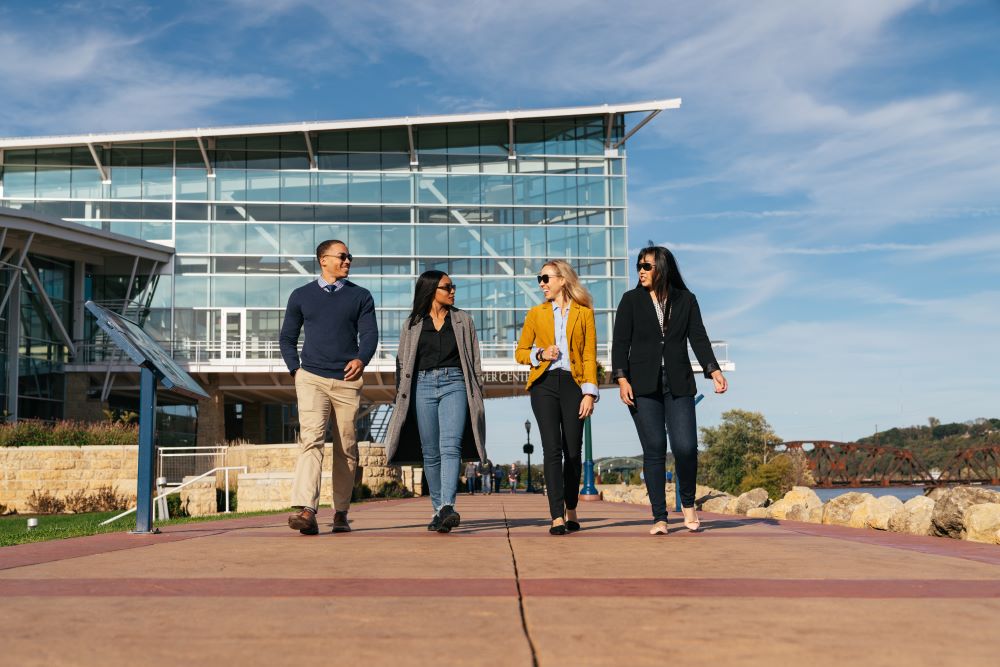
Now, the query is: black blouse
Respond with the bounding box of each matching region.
[416,312,462,371]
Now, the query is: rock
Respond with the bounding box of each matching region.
[925,486,949,502]
[865,495,903,531]
[931,486,1000,538]
[822,492,874,527]
[807,505,825,523]
[733,488,770,515]
[783,486,823,510]
[888,496,935,536]
[701,493,735,513]
[963,503,1000,544]
[746,507,771,519]
[848,494,881,528]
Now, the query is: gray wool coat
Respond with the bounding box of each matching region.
[383,308,487,465]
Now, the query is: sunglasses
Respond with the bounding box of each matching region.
[536,274,559,284]
[636,262,654,272]
[323,252,353,262]
[436,283,457,293]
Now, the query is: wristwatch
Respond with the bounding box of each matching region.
[535,349,545,362]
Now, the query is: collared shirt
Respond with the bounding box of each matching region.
[531,301,599,399]
[416,311,461,371]
[317,276,345,293]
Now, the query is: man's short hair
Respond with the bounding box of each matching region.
[316,239,346,261]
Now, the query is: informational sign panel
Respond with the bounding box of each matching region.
[85,301,208,400]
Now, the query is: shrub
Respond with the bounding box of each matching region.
[216,488,237,512]
[91,485,132,511]
[352,483,373,502]
[0,419,138,447]
[374,480,413,499]
[64,489,100,514]
[167,494,189,518]
[0,502,13,515]
[739,451,815,500]
[26,490,66,514]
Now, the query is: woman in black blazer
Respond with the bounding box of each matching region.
[612,246,728,535]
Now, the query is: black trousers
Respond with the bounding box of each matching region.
[529,369,584,520]
[629,367,698,521]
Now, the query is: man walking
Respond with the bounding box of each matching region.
[464,460,479,495]
[280,240,378,535]
[481,459,494,495]
[494,464,505,493]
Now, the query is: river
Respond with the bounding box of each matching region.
[813,486,1000,503]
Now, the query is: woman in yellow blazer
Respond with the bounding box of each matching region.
[515,259,599,535]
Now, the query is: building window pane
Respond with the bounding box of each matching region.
[482,175,512,205]
[173,276,209,308]
[381,174,411,204]
[71,168,103,198]
[610,178,624,206]
[446,174,481,205]
[34,167,72,198]
[315,172,348,203]
[545,176,578,206]
[109,167,142,199]
[416,225,447,256]
[216,169,247,201]
[245,276,279,307]
[211,276,245,307]
[2,166,35,197]
[142,168,173,200]
[280,224,314,255]
[514,226,546,257]
[175,223,209,253]
[515,122,545,155]
[176,169,208,200]
[348,173,380,202]
[449,225,481,256]
[417,174,447,204]
[246,223,280,254]
[211,223,246,253]
[246,171,280,202]
[512,175,546,206]
[280,172,310,202]
[381,225,412,256]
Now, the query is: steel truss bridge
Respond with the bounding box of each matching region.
[780,441,1000,487]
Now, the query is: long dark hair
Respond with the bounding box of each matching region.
[637,245,688,303]
[408,270,448,326]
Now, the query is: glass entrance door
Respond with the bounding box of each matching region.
[220,309,246,360]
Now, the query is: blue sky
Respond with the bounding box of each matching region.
[3,1,999,463]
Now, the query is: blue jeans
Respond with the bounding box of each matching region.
[629,368,698,521]
[482,473,492,494]
[414,367,468,513]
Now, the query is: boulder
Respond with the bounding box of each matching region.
[963,503,1000,544]
[807,505,825,523]
[733,488,770,515]
[746,507,771,519]
[888,495,935,536]
[701,493,735,513]
[931,486,1000,538]
[865,495,904,531]
[783,486,823,510]
[822,492,874,527]
[848,494,881,529]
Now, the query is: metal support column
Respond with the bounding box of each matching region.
[132,365,159,534]
[4,271,19,421]
[579,416,599,499]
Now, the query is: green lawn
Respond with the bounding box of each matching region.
[0,508,292,548]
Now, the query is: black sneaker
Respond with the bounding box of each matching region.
[437,505,461,533]
[427,514,442,531]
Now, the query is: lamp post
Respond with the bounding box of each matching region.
[523,419,535,493]
[579,416,600,500]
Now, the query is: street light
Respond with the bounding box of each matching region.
[523,419,535,493]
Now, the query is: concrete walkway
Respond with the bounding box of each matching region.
[2,494,1000,666]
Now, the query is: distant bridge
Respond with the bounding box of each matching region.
[780,441,1000,487]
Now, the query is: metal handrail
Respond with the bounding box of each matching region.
[99,465,248,526]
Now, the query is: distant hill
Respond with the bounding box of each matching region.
[855,418,1000,469]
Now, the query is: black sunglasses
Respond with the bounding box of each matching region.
[437,283,457,292]
[323,252,353,262]
[536,274,559,284]
[636,262,654,272]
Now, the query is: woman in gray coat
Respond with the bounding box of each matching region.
[383,270,487,533]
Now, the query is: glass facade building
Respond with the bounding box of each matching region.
[1,101,698,443]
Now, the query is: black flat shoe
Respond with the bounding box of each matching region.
[549,523,567,535]
[566,520,581,532]
[427,514,442,531]
[437,505,461,533]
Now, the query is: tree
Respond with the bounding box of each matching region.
[700,409,781,494]
[740,450,815,500]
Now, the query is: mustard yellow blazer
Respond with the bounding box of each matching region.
[515,301,599,391]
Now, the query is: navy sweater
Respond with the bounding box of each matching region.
[279,280,379,379]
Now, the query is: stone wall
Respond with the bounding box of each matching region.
[0,446,138,512]
[224,442,401,492]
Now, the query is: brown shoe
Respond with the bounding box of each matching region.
[288,509,318,535]
[332,510,351,533]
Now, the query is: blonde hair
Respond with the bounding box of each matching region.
[543,259,593,309]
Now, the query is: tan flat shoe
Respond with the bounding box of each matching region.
[649,521,668,535]
[681,507,701,532]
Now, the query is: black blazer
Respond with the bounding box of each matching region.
[611,287,720,397]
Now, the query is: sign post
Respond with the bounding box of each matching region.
[85,301,209,534]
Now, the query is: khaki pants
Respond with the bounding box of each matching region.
[291,368,363,512]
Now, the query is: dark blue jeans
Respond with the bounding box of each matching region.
[629,368,698,522]
[414,367,467,512]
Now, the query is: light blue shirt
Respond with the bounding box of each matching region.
[532,302,599,399]
[317,276,345,292]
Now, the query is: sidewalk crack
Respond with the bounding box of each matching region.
[501,499,539,667]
